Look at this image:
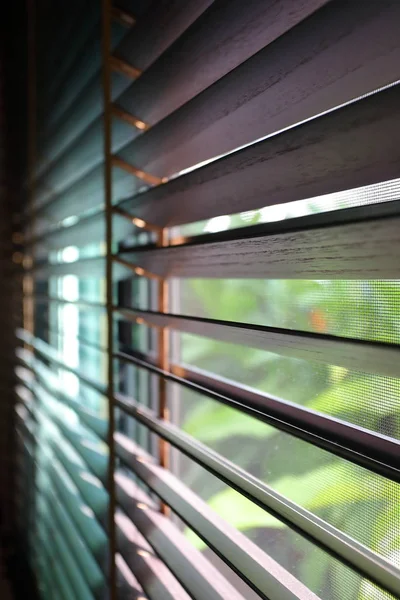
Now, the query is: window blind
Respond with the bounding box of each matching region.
[15,1,400,600]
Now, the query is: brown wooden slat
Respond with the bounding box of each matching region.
[33,256,129,280]
[33,72,131,184]
[117,0,400,181]
[116,512,191,600]
[115,472,246,600]
[32,1,212,188]
[115,307,400,378]
[34,0,330,218]
[37,41,400,229]
[31,0,330,219]
[114,0,214,72]
[33,118,135,205]
[118,200,400,280]
[117,0,328,128]
[27,210,133,257]
[38,0,152,142]
[37,4,99,115]
[113,351,400,483]
[32,162,141,226]
[113,402,400,598]
[116,554,148,600]
[118,83,400,227]
[114,434,322,600]
[39,17,123,143]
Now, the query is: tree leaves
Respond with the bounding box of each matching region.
[179,233,400,599]
[185,463,390,550]
[308,375,400,426]
[185,488,280,549]
[182,399,274,443]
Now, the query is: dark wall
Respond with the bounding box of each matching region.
[0,1,28,531]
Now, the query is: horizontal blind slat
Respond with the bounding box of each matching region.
[38,13,99,119]
[118,201,400,279]
[33,0,327,220]
[33,365,108,438]
[115,472,246,600]
[36,1,95,93]
[35,119,133,202]
[38,20,126,146]
[115,433,321,600]
[169,362,400,483]
[113,400,400,597]
[116,553,148,599]
[16,332,106,394]
[50,419,108,484]
[116,307,400,378]
[37,415,109,521]
[34,295,105,310]
[49,459,108,560]
[35,526,76,600]
[114,0,214,72]
[32,0,214,198]
[115,512,192,600]
[119,83,400,227]
[117,0,328,130]
[34,71,130,183]
[40,499,95,600]
[46,485,105,597]
[47,484,106,590]
[118,0,400,183]
[17,333,400,482]
[52,444,108,521]
[33,163,140,224]
[28,210,132,255]
[33,257,123,280]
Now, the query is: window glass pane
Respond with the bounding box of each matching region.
[153,431,397,600]
[172,385,400,570]
[176,178,400,239]
[177,333,399,440]
[169,186,400,599]
[179,279,400,345]
[171,512,261,600]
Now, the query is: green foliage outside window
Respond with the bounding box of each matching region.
[179,209,400,600]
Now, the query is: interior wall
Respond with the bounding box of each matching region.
[0,1,28,534]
